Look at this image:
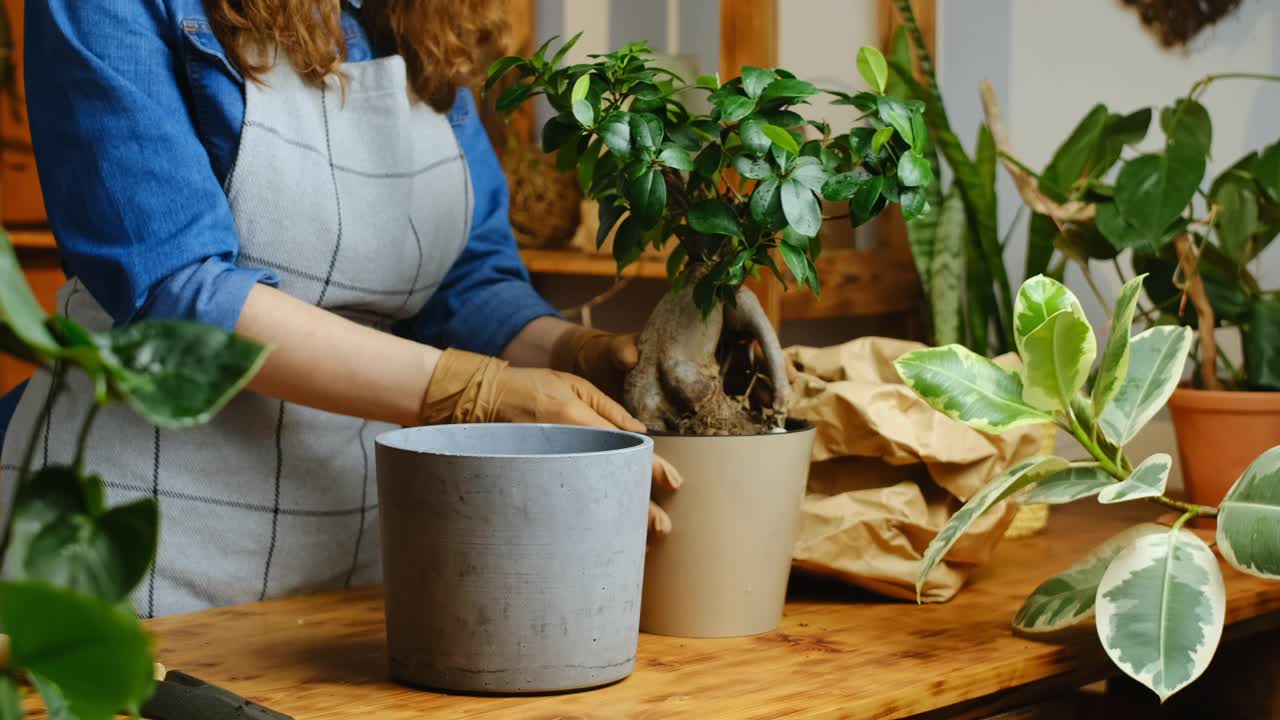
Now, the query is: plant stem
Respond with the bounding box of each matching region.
[73,401,102,474]
[18,363,65,486]
[1171,508,1198,532]
[1066,414,1125,479]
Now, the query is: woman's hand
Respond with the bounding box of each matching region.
[549,326,638,403]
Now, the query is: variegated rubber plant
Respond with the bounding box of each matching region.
[895,273,1280,702]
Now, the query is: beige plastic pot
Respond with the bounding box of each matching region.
[640,422,816,638]
[1168,388,1280,508]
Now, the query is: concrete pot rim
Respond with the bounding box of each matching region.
[376,423,652,459]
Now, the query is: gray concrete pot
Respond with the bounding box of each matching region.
[640,422,816,637]
[375,423,652,694]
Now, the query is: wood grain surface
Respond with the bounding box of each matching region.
[24,503,1277,720]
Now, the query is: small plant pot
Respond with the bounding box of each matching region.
[1168,388,1280,508]
[375,424,652,694]
[640,422,816,638]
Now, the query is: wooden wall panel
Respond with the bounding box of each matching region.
[1,0,46,225]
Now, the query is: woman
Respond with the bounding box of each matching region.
[1,0,677,617]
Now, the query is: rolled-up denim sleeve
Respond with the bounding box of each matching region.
[26,0,276,331]
[400,90,558,357]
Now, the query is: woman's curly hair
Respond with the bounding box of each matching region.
[205,0,509,111]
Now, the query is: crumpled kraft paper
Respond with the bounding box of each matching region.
[785,337,1043,603]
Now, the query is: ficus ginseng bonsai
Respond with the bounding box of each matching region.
[487,37,936,434]
[895,272,1280,702]
[989,72,1280,392]
[0,230,268,719]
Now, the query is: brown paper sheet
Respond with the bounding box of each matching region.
[786,337,1044,603]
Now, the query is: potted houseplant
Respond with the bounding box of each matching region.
[895,272,1280,703]
[487,37,935,636]
[0,230,268,718]
[989,72,1280,509]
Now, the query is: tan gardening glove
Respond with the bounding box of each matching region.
[549,326,638,404]
[421,348,678,537]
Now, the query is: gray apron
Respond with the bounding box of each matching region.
[0,53,471,617]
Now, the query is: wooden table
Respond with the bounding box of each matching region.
[46,503,1280,719]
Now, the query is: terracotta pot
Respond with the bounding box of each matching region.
[640,422,816,638]
[1167,388,1280,507]
[375,424,652,694]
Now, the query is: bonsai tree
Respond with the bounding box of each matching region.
[0,231,268,718]
[895,272,1280,702]
[487,37,935,434]
[988,73,1280,391]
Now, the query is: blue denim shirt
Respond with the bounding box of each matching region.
[24,0,556,357]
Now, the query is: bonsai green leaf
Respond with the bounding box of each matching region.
[694,144,722,177]
[856,46,888,93]
[578,139,602,193]
[695,73,720,90]
[540,114,577,153]
[1091,273,1147,419]
[0,580,155,720]
[1256,141,1280,203]
[483,56,528,93]
[687,199,744,239]
[739,116,771,156]
[762,124,800,156]
[1211,173,1258,261]
[916,456,1068,600]
[929,189,966,346]
[107,320,270,429]
[716,94,756,124]
[597,115,632,157]
[1098,325,1193,446]
[898,150,933,187]
[850,176,885,227]
[1014,524,1166,633]
[1013,275,1082,354]
[894,345,1055,433]
[625,167,665,227]
[1098,453,1171,504]
[495,82,535,115]
[779,242,808,288]
[596,200,625,249]
[629,113,664,150]
[789,156,829,193]
[761,78,818,102]
[23,498,158,602]
[733,154,773,180]
[870,126,893,155]
[900,189,929,221]
[0,676,18,720]
[657,145,693,172]
[1160,98,1213,157]
[1244,299,1280,390]
[570,72,590,103]
[781,178,821,237]
[750,177,785,228]
[572,98,595,128]
[549,31,583,67]
[1021,466,1114,505]
[1039,104,1110,200]
[1114,142,1205,244]
[1216,446,1280,579]
[0,229,59,355]
[1019,308,1097,412]
[741,66,775,99]
[612,216,645,270]
[821,169,870,202]
[1096,528,1225,702]
[877,96,915,148]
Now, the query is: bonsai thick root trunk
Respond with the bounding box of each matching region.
[623,280,791,435]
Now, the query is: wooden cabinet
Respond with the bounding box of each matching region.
[2,0,45,225]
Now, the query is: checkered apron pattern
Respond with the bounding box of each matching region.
[0,53,472,616]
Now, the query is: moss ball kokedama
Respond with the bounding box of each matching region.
[487,36,936,435]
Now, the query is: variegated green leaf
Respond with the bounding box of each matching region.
[1021,466,1114,505]
[1096,528,1225,702]
[1098,326,1193,446]
[1092,274,1147,419]
[916,456,1068,601]
[1217,446,1280,579]
[1014,524,1166,633]
[1019,309,1097,412]
[1098,453,1171,504]
[1013,275,1078,354]
[894,345,1054,434]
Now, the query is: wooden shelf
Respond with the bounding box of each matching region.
[7,229,56,250]
[519,247,922,321]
